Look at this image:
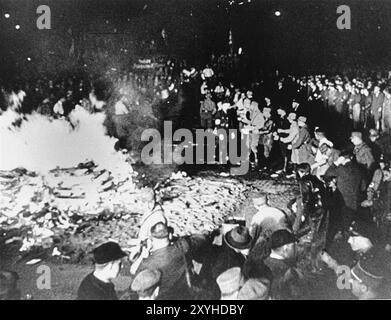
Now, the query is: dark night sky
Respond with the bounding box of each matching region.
[1,0,391,76]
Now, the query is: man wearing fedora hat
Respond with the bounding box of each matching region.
[203,226,252,287]
[77,241,127,300]
[264,229,308,300]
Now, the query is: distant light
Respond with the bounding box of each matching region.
[4,13,10,19]
[15,24,20,30]
[275,11,281,17]
[238,47,243,55]
[27,57,31,61]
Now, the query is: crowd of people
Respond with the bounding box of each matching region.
[108,60,391,300]
[1,49,391,300]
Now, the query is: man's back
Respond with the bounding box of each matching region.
[335,162,365,211]
[77,273,118,300]
[136,241,190,300]
[371,92,384,115]
[251,206,288,239]
[264,257,307,300]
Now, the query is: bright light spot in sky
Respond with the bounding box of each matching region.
[15,24,20,30]
[4,13,10,19]
[275,11,281,17]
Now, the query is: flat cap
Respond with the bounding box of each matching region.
[131,269,161,292]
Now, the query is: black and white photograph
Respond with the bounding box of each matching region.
[1,0,391,304]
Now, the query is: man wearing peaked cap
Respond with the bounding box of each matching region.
[291,113,313,166]
[131,269,161,300]
[77,241,127,300]
[350,259,385,300]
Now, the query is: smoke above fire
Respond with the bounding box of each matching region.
[0,107,132,176]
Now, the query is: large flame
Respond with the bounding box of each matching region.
[0,107,132,176]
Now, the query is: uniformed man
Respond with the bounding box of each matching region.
[200,92,216,129]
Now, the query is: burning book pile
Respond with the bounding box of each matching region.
[0,109,249,258]
[0,168,248,257]
[158,171,248,235]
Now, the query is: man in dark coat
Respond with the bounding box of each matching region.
[370,85,385,131]
[350,131,376,180]
[264,230,309,300]
[323,176,347,251]
[324,151,367,224]
[77,242,127,300]
[202,226,251,280]
[134,222,195,300]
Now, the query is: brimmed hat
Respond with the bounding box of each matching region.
[224,226,252,250]
[131,269,161,293]
[216,267,243,298]
[238,278,270,300]
[351,260,384,290]
[92,242,127,264]
[270,229,297,250]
